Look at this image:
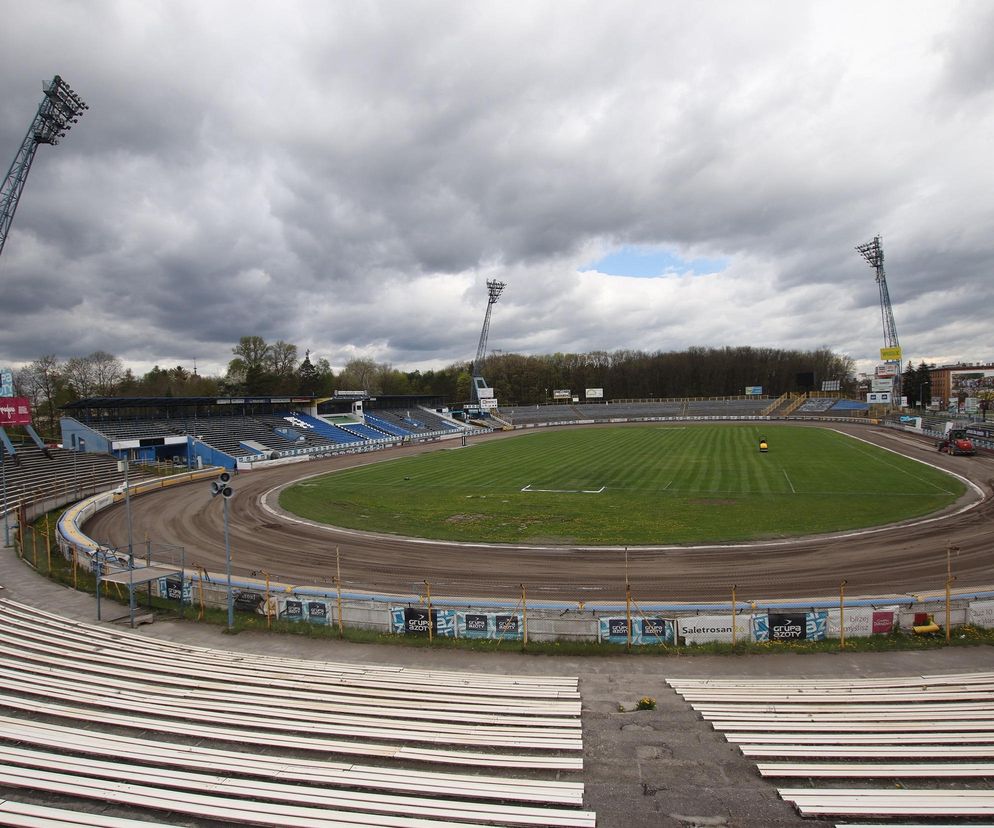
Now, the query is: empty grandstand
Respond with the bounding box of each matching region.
[60,394,473,471]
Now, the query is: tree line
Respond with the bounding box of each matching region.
[12,338,856,436]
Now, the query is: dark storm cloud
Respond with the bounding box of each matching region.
[0,0,991,379]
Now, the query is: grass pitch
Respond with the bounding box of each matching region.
[279,425,965,545]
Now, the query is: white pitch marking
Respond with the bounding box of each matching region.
[782,469,796,494]
[521,484,606,494]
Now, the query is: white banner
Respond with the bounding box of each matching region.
[827,606,897,637]
[969,599,994,629]
[552,389,571,399]
[871,378,893,393]
[480,397,498,409]
[867,391,892,404]
[678,614,753,644]
[585,388,604,399]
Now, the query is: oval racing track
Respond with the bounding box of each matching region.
[83,422,994,604]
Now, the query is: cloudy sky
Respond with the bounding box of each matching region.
[1,1,992,380]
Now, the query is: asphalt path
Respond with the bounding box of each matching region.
[84,421,994,604]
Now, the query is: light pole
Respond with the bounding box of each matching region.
[210,471,234,630]
[1,443,9,547]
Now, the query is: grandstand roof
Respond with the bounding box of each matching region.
[62,396,315,411]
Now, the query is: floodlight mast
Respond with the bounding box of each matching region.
[0,75,88,261]
[856,234,902,401]
[470,279,506,404]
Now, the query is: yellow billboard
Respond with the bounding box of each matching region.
[880,346,902,362]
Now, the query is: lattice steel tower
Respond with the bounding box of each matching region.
[1,76,87,261]
[856,234,902,401]
[470,279,506,404]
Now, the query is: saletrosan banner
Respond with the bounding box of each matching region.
[0,397,31,425]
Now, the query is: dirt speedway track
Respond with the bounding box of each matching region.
[84,422,994,604]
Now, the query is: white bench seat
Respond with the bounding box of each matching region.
[0,745,597,828]
[0,715,583,804]
[0,799,181,827]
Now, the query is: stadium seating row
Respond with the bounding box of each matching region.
[668,673,994,822]
[0,597,593,826]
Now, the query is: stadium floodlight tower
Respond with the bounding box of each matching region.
[0,75,87,261]
[470,279,506,405]
[856,234,902,404]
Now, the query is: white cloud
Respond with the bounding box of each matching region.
[1,0,992,378]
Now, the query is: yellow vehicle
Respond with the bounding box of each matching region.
[758,438,769,453]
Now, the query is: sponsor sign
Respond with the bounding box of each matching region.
[966,424,994,441]
[495,615,519,636]
[744,386,763,396]
[585,388,604,399]
[306,601,328,624]
[552,389,571,399]
[463,613,489,637]
[827,607,895,637]
[599,616,676,645]
[880,346,903,362]
[0,397,31,425]
[950,369,994,395]
[969,599,994,629]
[875,364,897,378]
[282,599,304,620]
[871,377,893,393]
[403,607,434,634]
[0,369,12,397]
[678,614,753,644]
[768,612,806,641]
[159,577,192,603]
[393,607,457,637]
[866,392,892,404]
[480,397,498,409]
[334,390,368,398]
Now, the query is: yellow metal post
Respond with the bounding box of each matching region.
[425,580,433,642]
[264,570,272,630]
[44,514,51,573]
[336,546,344,638]
[72,547,78,589]
[945,576,956,643]
[521,583,528,649]
[731,585,737,648]
[625,582,632,652]
[624,547,632,652]
[839,579,847,650]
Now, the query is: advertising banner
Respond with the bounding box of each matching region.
[678,614,753,644]
[391,606,457,637]
[969,599,994,629]
[455,611,523,640]
[880,346,903,362]
[306,601,329,625]
[871,378,894,393]
[744,386,763,396]
[0,369,12,397]
[158,577,193,603]
[0,397,31,425]
[950,369,994,396]
[585,388,604,399]
[460,612,490,638]
[480,398,498,409]
[552,389,571,399]
[754,611,828,642]
[826,607,896,638]
[598,616,675,645]
[866,392,892,404]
